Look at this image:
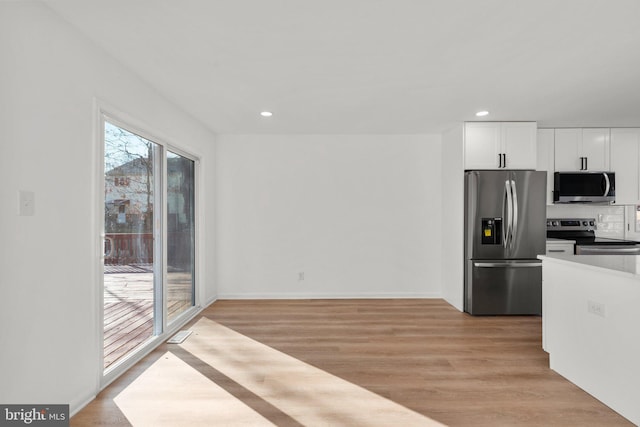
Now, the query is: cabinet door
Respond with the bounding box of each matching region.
[502,122,537,169]
[554,129,581,171]
[464,122,500,169]
[581,128,610,171]
[610,128,640,204]
[536,129,555,205]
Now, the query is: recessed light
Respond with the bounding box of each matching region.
[260,111,273,117]
[476,111,489,117]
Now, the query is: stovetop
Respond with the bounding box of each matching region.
[547,217,639,246]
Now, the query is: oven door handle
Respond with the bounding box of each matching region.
[473,262,541,268]
[576,245,640,254]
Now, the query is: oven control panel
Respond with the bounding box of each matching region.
[546,218,596,231]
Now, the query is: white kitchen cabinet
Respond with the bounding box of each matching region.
[464,122,500,169]
[610,128,640,205]
[536,129,555,205]
[541,256,640,425]
[464,122,537,170]
[501,122,538,169]
[545,239,574,255]
[554,128,610,171]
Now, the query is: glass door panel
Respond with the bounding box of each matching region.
[103,121,159,370]
[166,151,195,323]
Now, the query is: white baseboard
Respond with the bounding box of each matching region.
[216,292,443,299]
[203,295,217,307]
[70,390,97,418]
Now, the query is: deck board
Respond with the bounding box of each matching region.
[103,269,192,369]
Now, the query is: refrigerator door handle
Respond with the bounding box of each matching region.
[502,180,507,248]
[474,262,541,268]
[504,180,513,248]
[510,179,518,250]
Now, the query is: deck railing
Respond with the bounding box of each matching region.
[104,233,153,265]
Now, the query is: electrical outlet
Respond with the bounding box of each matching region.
[587,300,606,317]
[18,190,35,216]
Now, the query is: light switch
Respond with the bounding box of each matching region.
[18,190,35,216]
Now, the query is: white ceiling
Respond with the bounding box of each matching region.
[44,0,640,135]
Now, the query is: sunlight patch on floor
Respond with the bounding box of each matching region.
[113,350,276,426]
[176,317,446,426]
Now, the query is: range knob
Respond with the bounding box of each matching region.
[582,221,588,226]
[552,221,558,226]
[589,220,595,226]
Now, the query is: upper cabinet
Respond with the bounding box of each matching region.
[610,128,640,204]
[464,122,537,170]
[554,128,610,171]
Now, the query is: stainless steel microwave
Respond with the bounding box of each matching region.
[553,172,615,203]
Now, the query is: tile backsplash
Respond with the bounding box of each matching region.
[547,204,625,239]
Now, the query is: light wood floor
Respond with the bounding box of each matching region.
[73,299,633,426]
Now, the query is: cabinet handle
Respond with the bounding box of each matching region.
[503,153,506,168]
[498,153,502,168]
[580,156,589,170]
[548,249,567,253]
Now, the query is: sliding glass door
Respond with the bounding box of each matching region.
[166,151,195,324]
[102,118,196,371]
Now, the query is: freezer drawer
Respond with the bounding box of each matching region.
[465,259,542,315]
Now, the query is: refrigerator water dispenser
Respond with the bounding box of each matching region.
[481,218,502,245]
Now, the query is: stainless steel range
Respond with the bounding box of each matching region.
[547,218,640,255]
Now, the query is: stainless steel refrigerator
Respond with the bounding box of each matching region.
[464,170,546,315]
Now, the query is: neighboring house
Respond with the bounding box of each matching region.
[104,156,193,266]
[105,156,154,234]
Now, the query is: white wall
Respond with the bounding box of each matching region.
[0,2,216,412]
[216,134,442,298]
[440,126,464,311]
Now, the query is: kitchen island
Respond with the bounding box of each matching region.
[539,254,640,425]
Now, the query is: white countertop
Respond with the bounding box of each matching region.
[540,253,640,278]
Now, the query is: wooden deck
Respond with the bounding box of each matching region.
[104,265,192,369]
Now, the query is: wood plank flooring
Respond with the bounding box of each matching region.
[73,299,633,426]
